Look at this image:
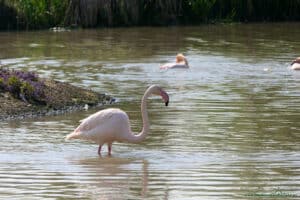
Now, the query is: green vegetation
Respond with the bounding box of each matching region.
[1,0,300,30]
[1,0,68,29]
[0,68,112,120]
[7,75,22,97]
[0,78,4,91]
[14,0,68,29]
[0,68,46,104]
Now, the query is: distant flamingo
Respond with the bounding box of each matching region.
[160,53,189,69]
[291,57,300,70]
[66,85,169,155]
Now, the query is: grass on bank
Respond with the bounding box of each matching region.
[1,0,300,29]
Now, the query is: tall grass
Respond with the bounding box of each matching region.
[1,0,300,30]
[195,0,300,22]
[183,0,300,23]
[3,0,68,29]
[0,0,18,29]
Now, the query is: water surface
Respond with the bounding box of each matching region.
[0,23,300,199]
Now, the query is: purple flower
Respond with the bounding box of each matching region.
[0,68,46,104]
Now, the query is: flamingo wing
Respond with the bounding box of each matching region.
[66,108,121,140]
[75,108,119,132]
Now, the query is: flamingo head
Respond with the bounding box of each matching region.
[176,53,185,63]
[149,85,169,106]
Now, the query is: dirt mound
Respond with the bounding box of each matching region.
[0,78,113,121]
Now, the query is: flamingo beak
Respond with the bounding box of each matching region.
[165,100,169,106]
[160,90,169,107]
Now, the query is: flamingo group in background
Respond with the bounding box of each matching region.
[160,53,189,69]
[291,57,300,70]
[66,85,169,155]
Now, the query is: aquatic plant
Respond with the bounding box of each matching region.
[0,68,45,104]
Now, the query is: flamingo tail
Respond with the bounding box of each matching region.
[65,131,81,141]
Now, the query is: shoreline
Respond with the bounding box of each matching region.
[0,78,114,121]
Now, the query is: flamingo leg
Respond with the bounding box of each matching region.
[108,143,112,156]
[98,145,102,155]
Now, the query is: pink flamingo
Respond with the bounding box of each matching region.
[291,57,300,70]
[66,85,169,155]
[160,53,189,69]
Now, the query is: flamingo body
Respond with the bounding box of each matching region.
[291,63,300,70]
[291,57,300,70]
[66,85,169,155]
[66,108,131,144]
[160,62,189,69]
[160,53,189,69]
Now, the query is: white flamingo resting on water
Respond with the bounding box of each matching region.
[66,85,169,155]
[291,57,300,70]
[160,53,189,69]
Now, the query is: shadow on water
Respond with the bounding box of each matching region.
[64,156,151,200]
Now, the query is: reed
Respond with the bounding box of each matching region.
[1,0,300,30]
[0,0,18,29]
[209,0,300,22]
[2,0,68,29]
[64,0,183,27]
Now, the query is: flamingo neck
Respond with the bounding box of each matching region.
[184,58,189,67]
[126,88,151,143]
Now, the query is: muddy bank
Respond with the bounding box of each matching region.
[0,79,113,121]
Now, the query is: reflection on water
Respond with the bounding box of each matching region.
[0,23,300,199]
